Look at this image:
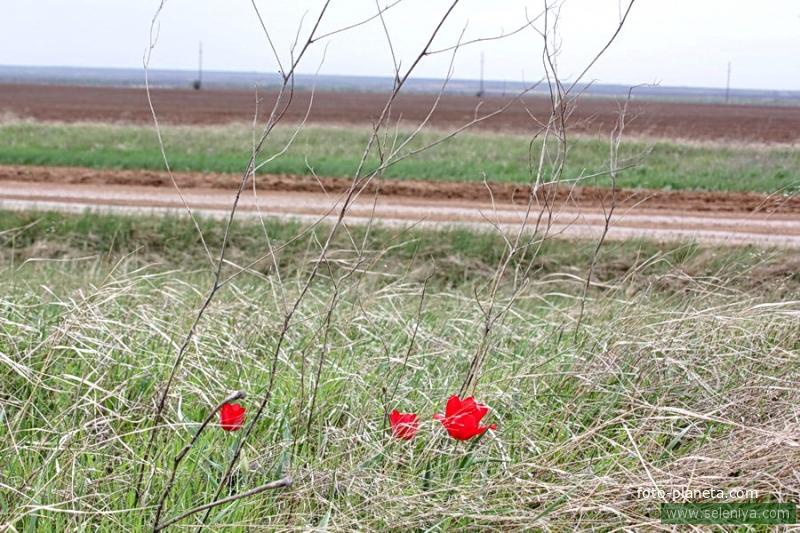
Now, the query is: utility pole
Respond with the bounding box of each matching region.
[193,41,203,90]
[724,61,731,104]
[476,52,485,98]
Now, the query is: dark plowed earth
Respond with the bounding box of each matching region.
[2,165,799,215]
[2,84,800,143]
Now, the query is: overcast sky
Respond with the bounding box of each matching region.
[2,0,798,90]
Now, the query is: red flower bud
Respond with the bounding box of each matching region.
[389,409,419,440]
[219,402,246,432]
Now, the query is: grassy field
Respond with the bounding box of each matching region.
[1,209,799,530]
[2,120,799,193]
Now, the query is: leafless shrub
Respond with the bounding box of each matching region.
[131,0,645,528]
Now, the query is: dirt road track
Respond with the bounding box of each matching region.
[3,84,800,143]
[3,165,799,215]
[2,171,800,247]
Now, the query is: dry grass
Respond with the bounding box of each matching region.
[1,212,798,530]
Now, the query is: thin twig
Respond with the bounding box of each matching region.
[151,390,246,529]
[154,475,292,531]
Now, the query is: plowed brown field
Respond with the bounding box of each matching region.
[2,84,800,143]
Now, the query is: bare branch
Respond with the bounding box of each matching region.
[154,475,292,531]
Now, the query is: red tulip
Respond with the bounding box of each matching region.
[433,395,496,441]
[389,409,419,440]
[219,402,246,432]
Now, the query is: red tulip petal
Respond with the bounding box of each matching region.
[445,395,463,418]
[461,396,489,421]
[393,419,418,439]
[461,396,477,411]
[443,412,476,440]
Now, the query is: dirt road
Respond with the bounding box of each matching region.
[3,165,799,214]
[3,171,800,247]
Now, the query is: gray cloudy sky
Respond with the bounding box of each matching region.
[2,0,798,90]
